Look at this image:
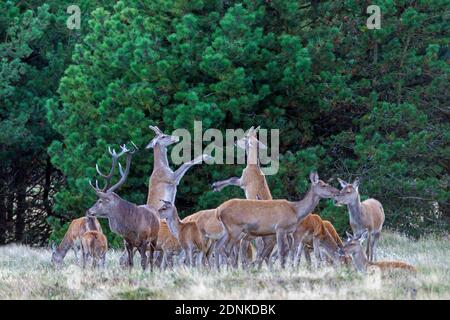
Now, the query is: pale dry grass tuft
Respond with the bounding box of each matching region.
[0,232,448,299]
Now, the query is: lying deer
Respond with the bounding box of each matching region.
[87,143,160,271]
[51,215,102,267]
[216,172,339,268]
[339,231,416,273]
[158,200,210,267]
[335,178,385,261]
[81,230,108,269]
[212,126,275,267]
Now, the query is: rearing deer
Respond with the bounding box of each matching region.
[87,143,160,271]
[211,126,275,267]
[335,178,385,261]
[146,125,209,208]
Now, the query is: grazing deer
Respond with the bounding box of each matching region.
[145,125,209,265]
[339,231,416,273]
[81,230,108,269]
[216,172,339,268]
[290,214,346,267]
[158,200,210,267]
[87,143,160,271]
[335,178,385,261]
[211,126,275,267]
[51,215,102,267]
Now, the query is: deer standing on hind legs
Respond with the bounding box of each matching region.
[334,178,385,262]
[216,172,339,269]
[339,230,416,273]
[119,125,210,267]
[87,143,160,271]
[211,126,275,268]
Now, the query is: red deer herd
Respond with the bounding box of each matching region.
[52,126,416,274]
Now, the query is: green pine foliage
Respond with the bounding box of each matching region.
[1,1,448,245]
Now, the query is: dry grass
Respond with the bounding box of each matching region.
[0,232,448,300]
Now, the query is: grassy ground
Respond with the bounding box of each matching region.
[0,232,448,300]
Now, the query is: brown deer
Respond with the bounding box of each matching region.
[158,200,210,267]
[335,178,385,261]
[80,230,108,269]
[211,126,275,267]
[216,172,339,268]
[290,214,347,267]
[144,125,209,265]
[51,215,102,267]
[339,231,416,273]
[87,143,160,271]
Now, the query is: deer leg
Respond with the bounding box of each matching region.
[366,232,372,262]
[174,154,208,184]
[276,231,288,268]
[148,239,156,272]
[211,177,241,192]
[81,244,86,269]
[125,242,134,270]
[295,243,303,268]
[313,237,322,268]
[187,247,194,267]
[239,239,251,269]
[138,243,148,271]
[371,232,381,262]
[101,252,106,268]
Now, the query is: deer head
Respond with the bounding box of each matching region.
[338,230,368,257]
[334,178,361,205]
[236,126,267,151]
[146,125,179,149]
[87,142,138,218]
[309,172,340,199]
[157,199,175,220]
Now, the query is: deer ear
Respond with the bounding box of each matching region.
[310,171,319,184]
[338,178,348,188]
[146,137,157,149]
[345,231,353,241]
[352,178,360,190]
[358,230,369,242]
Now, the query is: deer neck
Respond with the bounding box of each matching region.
[153,143,169,168]
[247,144,259,166]
[351,246,370,273]
[56,236,72,258]
[347,194,365,231]
[293,188,321,221]
[108,198,136,235]
[165,210,181,241]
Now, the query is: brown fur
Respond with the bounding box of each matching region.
[369,261,417,272]
[336,179,385,261]
[51,216,102,266]
[159,202,210,267]
[216,173,339,268]
[81,230,108,268]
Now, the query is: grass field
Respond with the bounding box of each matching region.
[0,231,448,300]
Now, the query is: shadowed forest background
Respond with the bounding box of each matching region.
[0,0,448,247]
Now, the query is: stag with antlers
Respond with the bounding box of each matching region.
[87,143,160,271]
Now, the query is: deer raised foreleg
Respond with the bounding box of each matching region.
[174,154,210,185]
[211,177,242,192]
